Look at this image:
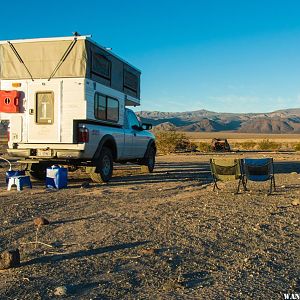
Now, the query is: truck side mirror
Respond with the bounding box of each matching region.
[141,123,152,130]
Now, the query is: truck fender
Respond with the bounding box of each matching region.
[93,135,118,161]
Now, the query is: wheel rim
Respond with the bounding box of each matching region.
[102,155,111,176]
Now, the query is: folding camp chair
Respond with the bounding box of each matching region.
[210,158,245,194]
[242,158,276,194]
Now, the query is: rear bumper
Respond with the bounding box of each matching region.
[7,144,87,159]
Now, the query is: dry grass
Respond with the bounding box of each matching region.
[183,132,300,152]
[185,132,300,141]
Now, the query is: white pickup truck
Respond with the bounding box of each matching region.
[0,35,156,182]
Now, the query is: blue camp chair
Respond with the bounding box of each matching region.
[242,158,276,194]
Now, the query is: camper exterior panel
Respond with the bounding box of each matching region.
[61,78,86,143]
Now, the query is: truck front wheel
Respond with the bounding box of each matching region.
[90,147,113,183]
[145,146,156,173]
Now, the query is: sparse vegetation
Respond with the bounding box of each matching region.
[154,130,196,154]
[238,140,257,150]
[155,135,287,153]
[294,143,300,151]
[257,139,280,151]
[197,142,211,152]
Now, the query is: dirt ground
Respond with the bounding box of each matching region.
[0,152,299,299]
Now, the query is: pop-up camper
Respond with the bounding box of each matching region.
[0,35,156,182]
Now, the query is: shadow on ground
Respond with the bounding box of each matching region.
[23,241,149,266]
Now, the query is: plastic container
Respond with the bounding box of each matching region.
[6,170,26,184]
[46,165,68,189]
[0,90,20,113]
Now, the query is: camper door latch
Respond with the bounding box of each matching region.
[29,109,34,115]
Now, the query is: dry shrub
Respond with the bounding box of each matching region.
[257,139,280,151]
[154,130,195,154]
[239,140,257,150]
[197,142,211,152]
[294,143,300,151]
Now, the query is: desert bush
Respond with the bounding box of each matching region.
[239,140,257,150]
[294,143,300,151]
[154,130,194,154]
[197,142,211,152]
[257,139,280,151]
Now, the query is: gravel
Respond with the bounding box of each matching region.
[0,153,299,299]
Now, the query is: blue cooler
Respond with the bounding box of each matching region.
[6,170,26,184]
[46,165,68,189]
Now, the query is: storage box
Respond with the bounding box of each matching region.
[46,165,68,189]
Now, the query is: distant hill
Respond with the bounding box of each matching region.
[137,108,300,133]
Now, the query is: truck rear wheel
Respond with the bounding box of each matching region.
[90,147,113,183]
[29,163,48,180]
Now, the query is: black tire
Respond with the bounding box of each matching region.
[145,146,156,173]
[90,147,113,183]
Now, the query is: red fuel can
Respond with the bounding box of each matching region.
[0,90,20,113]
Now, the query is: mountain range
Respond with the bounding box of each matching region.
[136,108,300,133]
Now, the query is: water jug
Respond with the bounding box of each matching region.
[46,165,68,189]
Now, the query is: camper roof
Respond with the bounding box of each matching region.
[0,35,140,73]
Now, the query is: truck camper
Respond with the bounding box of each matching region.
[0,35,156,182]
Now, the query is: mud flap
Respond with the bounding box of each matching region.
[85,166,97,174]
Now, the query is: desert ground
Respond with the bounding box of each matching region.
[0,151,299,299]
[186,132,300,148]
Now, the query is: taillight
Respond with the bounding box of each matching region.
[78,126,89,143]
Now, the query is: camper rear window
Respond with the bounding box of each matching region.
[92,54,111,80]
[94,93,119,122]
[36,92,54,124]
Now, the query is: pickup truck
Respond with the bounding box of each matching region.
[9,108,156,183]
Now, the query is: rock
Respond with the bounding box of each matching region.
[290,172,297,175]
[54,286,68,296]
[291,199,300,206]
[0,249,20,269]
[139,248,157,255]
[33,217,50,226]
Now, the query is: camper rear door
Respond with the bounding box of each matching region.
[27,81,62,143]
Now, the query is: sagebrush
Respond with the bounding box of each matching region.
[257,139,280,151]
[154,130,196,154]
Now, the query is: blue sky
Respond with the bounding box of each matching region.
[1,0,300,113]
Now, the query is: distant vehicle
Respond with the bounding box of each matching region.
[0,35,156,182]
[211,138,231,152]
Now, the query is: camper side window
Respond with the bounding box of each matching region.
[107,97,119,122]
[36,92,54,124]
[92,53,111,80]
[124,70,138,93]
[94,93,119,122]
[94,94,106,120]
